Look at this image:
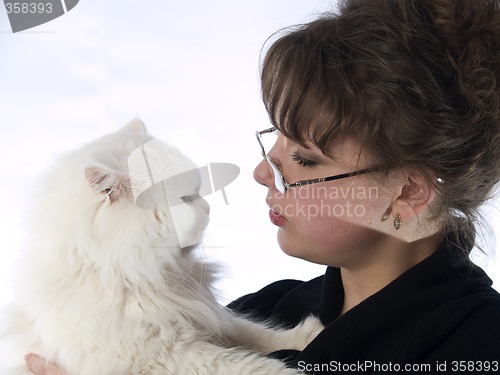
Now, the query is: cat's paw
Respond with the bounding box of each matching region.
[288,315,324,350]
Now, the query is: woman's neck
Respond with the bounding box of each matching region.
[339,235,440,315]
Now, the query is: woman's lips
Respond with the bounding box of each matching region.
[268,208,287,227]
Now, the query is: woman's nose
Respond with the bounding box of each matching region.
[253,158,274,189]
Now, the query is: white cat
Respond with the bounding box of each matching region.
[0,120,322,375]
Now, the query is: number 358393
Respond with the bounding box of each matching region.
[5,2,53,14]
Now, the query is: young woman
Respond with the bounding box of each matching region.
[26,0,500,373]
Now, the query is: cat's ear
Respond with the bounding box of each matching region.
[84,165,128,203]
[122,118,147,134]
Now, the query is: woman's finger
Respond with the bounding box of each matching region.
[25,354,70,375]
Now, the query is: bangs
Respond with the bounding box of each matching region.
[260,18,357,155]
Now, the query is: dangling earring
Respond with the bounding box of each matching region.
[393,213,402,230]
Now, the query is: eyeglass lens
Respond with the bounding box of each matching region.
[257,130,287,193]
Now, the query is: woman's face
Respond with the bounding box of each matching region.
[253,130,397,268]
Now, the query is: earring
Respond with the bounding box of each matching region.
[394,213,402,230]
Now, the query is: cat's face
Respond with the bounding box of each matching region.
[80,120,210,253]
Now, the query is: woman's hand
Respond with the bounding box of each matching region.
[25,354,70,375]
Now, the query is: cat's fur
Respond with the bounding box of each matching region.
[0,120,322,375]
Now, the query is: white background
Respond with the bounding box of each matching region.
[0,0,498,309]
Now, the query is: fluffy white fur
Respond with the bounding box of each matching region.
[0,120,323,375]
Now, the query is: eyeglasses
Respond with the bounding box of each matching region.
[256,126,384,194]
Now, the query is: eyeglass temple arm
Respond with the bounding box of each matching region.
[258,127,277,135]
[287,167,383,188]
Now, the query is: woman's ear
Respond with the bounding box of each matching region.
[391,169,437,223]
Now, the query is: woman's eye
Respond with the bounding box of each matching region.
[291,152,317,167]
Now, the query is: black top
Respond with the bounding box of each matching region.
[229,239,500,374]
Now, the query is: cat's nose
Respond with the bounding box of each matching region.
[199,198,210,215]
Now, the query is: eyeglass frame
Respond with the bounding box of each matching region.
[256,126,385,194]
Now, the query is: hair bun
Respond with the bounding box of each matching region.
[428,0,500,124]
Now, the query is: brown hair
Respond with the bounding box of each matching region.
[261,0,500,256]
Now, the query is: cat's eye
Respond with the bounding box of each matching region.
[180,194,201,203]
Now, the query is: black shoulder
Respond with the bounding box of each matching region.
[228,273,326,327]
[227,279,305,321]
[453,294,500,355]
